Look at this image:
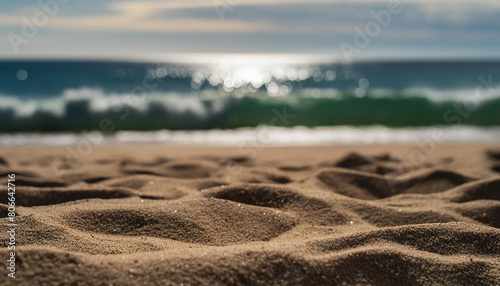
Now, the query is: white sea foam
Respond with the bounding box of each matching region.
[0,88,233,119]
[1,126,499,147]
[1,84,500,120]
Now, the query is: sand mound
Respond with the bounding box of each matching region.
[448,177,500,202]
[0,186,135,206]
[203,184,350,225]
[63,199,296,246]
[315,168,472,200]
[0,144,499,285]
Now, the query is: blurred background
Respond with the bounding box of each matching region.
[1,0,500,145]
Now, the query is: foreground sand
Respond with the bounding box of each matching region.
[1,143,500,285]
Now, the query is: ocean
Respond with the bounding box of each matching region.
[1,58,500,145]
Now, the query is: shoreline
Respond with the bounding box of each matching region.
[1,126,500,148]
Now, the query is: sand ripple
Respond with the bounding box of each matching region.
[0,146,499,285]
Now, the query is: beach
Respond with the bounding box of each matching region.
[1,143,499,285]
[2,0,500,284]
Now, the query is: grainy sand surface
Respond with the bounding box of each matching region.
[1,144,500,285]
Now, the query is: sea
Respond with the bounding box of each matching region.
[1,56,500,146]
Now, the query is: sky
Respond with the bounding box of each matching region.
[1,0,499,60]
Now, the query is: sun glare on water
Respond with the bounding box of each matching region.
[144,53,343,97]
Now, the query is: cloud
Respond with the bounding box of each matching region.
[1,0,500,58]
[0,0,340,33]
[1,0,499,34]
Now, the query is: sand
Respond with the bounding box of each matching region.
[1,143,499,285]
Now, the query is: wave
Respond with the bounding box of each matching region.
[1,86,500,132]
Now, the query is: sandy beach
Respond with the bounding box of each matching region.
[0,143,499,285]
[2,0,500,284]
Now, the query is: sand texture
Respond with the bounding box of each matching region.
[1,144,500,285]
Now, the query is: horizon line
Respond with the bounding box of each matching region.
[2,53,500,64]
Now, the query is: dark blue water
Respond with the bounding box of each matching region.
[0,59,499,132]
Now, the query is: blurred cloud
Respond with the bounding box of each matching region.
[0,0,499,59]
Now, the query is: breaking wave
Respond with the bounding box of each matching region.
[1,86,500,132]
